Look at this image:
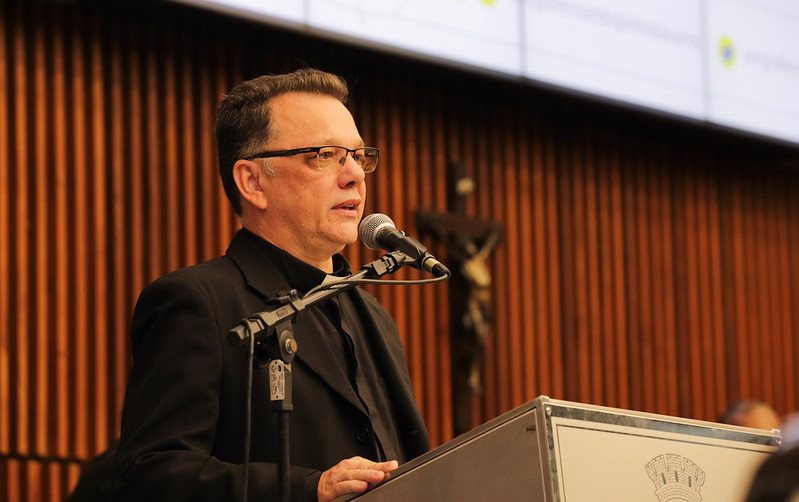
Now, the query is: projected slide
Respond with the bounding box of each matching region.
[171,0,799,147]
[307,0,522,76]
[522,0,704,119]
[706,0,799,144]
[183,0,304,23]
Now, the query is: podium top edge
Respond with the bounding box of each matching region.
[535,395,781,443]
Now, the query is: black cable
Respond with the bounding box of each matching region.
[279,411,290,502]
[305,273,449,297]
[243,328,254,501]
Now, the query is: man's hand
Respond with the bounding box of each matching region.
[317,456,398,502]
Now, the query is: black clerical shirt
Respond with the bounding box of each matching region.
[245,229,406,463]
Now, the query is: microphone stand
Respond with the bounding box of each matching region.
[227,251,408,502]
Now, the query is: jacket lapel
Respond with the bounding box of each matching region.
[225,230,366,413]
[350,289,429,455]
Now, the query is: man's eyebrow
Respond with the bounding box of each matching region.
[318,137,365,147]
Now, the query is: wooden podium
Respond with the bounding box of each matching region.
[341,396,781,502]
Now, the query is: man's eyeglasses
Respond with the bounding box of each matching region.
[244,145,379,173]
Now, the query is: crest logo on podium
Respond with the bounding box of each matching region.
[645,453,706,502]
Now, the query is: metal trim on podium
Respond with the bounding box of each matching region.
[340,396,781,502]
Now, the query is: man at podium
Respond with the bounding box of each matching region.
[111,68,429,501]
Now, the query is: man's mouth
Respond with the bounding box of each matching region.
[335,200,359,211]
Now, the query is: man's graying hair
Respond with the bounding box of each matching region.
[215,68,349,216]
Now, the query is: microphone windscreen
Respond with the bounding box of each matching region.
[359,213,395,250]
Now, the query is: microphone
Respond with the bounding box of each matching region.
[359,213,451,278]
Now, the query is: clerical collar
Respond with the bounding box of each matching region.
[241,228,353,294]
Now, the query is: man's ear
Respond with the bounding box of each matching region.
[233,159,269,210]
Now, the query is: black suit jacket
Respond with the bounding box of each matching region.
[112,230,429,501]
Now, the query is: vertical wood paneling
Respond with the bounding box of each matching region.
[730,177,753,398]
[32,2,48,458]
[107,11,129,440]
[682,159,704,416]
[487,95,510,418]
[0,0,9,458]
[788,189,799,411]
[545,117,566,403]
[646,139,666,414]
[0,458,82,502]
[70,4,90,460]
[610,128,630,410]
[516,98,535,403]
[89,8,110,455]
[706,163,727,420]
[597,119,629,410]
[2,1,799,499]
[503,102,523,409]
[51,6,70,460]
[777,195,796,411]
[432,80,454,445]
[596,123,616,406]
[178,26,197,266]
[584,124,603,406]
[657,143,679,418]
[636,140,657,413]
[13,0,32,457]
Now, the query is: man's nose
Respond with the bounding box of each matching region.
[339,153,366,185]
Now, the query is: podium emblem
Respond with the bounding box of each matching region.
[645,453,706,502]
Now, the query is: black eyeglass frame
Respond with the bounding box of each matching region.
[243,145,379,173]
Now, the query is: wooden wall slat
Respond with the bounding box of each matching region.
[514,99,533,402]
[789,187,799,411]
[487,97,510,418]
[108,9,129,442]
[647,142,667,414]
[163,27,180,272]
[179,26,197,266]
[767,186,785,403]
[0,458,82,502]
[0,0,9,457]
[51,5,70,460]
[584,127,600,404]
[596,127,616,407]
[89,9,109,454]
[608,127,629,411]
[658,145,679,417]
[2,1,799,499]
[779,195,797,411]
[731,180,756,396]
[32,1,48,458]
[431,81,453,444]
[707,166,727,419]
[69,5,90,460]
[144,25,162,282]
[503,103,524,409]
[683,165,703,416]
[3,459,20,501]
[12,0,31,456]
[750,185,768,399]
[568,122,589,404]
[543,116,565,401]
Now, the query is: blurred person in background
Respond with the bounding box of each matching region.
[719,400,781,431]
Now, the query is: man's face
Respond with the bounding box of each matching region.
[258,92,368,265]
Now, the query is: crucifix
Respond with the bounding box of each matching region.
[416,161,503,436]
